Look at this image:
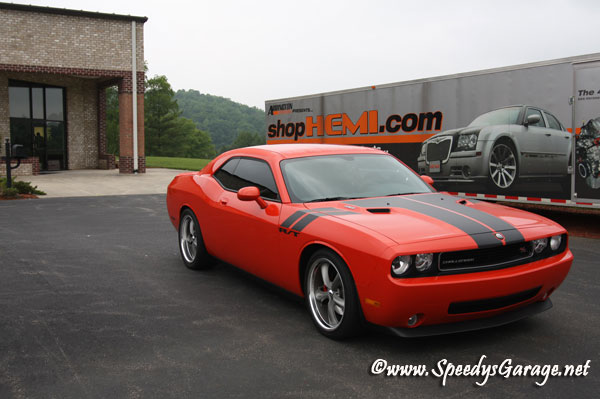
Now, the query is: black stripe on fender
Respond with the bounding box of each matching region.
[291,213,320,232]
[410,194,524,244]
[344,197,501,248]
[281,210,308,229]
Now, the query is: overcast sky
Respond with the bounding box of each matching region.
[15,0,600,109]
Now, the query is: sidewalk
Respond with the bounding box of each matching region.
[19,168,187,198]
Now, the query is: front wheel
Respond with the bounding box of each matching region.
[488,141,518,191]
[178,209,212,270]
[305,249,362,339]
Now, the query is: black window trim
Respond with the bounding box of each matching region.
[212,156,282,203]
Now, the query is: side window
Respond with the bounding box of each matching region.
[213,157,279,201]
[213,157,241,191]
[525,108,545,127]
[545,112,564,131]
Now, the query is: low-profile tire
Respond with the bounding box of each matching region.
[304,249,362,339]
[178,208,212,270]
[487,140,519,192]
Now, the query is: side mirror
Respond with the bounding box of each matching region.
[524,114,540,126]
[420,175,434,185]
[237,186,267,209]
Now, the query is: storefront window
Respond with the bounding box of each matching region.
[8,87,30,118]
[8,81,66,171]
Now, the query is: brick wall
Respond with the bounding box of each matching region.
[0,5,146,175]
[0,8,144,72]
[0,156,39,177]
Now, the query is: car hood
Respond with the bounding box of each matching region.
[304,193,560,248]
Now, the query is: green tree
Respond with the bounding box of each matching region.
[145,75,182,156]
[105,86,119,155]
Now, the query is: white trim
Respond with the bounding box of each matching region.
[131,21,138,173]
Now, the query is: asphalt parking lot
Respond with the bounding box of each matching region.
[0,194,598,398]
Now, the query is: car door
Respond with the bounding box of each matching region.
[543,111,572,175]
[210,156,282,279]
[516,107,555,176]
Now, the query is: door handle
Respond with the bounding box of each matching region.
[220,197,229,205]
[545,133,551,137]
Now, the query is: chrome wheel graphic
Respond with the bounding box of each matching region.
[489,143,517,189]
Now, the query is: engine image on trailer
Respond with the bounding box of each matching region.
[265,53,600,208]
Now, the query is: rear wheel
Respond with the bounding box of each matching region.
[305,249,362,339]
[178,209,212,270]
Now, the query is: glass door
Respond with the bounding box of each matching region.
[8,81,66,172]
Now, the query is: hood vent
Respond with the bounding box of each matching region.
[367,208,391,214]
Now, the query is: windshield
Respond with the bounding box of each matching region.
[468,107,520,127]
[280,153,434,203]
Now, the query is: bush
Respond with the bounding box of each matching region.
[0,177,45,197]
[2,187,18,198]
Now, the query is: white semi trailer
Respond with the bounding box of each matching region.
[266,53,600,208]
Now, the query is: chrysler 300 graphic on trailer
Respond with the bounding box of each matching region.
[417,105,572,191]
[167,144,572,339]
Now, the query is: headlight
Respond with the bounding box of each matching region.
[550,235,562,251]
[415,253,434,272]
[391,255,412,276]
[456,133,479,151]
[532,238,548,254]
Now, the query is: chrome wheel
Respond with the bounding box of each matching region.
[489,143,517,189]
[307,257,346,331]
[179,214,198,263]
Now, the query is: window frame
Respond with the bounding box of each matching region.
[212,156,281,202]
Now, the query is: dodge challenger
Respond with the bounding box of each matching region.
[167,144,573,339]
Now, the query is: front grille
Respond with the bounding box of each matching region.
[426,137,452,162]
[448,286,541,314]
[439,241,533,272]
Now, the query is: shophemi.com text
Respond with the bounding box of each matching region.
[370,356,591,387]
[268,110,443,141]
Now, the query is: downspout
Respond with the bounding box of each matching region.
[131,20,139,173]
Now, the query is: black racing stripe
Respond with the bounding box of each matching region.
[281,210,308,229]
[411,194,525,244]
[345,197,501,248]
[291,213,320,232]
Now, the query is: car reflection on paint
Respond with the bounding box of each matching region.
[167,144,572,339]
[417,105,572,192]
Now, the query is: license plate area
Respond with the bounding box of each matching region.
[429,161,441,173]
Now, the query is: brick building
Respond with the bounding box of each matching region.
[0,2,146,175]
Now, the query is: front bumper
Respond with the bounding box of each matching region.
[417,151,488,182]
[360,249,573,332]
[387,298,552,337]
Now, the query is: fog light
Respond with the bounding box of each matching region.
[550,235,562,251]
[407,314,419,326]
[532,238,548,254]
[462,165,471,177]
[415,253,434,272]
[391,256,412,277]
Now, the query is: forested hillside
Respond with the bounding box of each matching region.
[105,76,267,158]
[175,90,266,153]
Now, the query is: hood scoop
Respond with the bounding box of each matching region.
[367,208,391,214]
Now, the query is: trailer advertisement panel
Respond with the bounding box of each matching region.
[574,62,600,202]
[266,56,600,206]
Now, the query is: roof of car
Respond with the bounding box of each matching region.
[230,144,384,159]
